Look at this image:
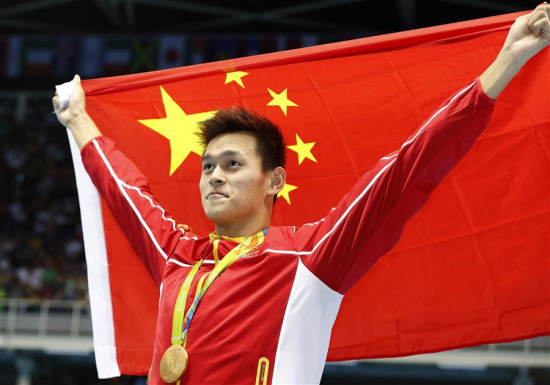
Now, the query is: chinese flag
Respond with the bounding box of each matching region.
[69,12,549,378]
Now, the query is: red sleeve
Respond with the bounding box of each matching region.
[291,79,495,294]
[81,136,196,285]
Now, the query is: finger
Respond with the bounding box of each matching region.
[528,6,543,22]
[528,9,546,35]
[52,96,59,112]
[527,11,538,31]
[533,17,550,38]
[534,16,549,31]
[73,74,85,95]
[531,18,542,36]
[534,5,550,23]
[544,5,550,25]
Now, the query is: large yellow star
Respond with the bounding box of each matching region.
[288,134,317,165]
[277,183,298,205]
[138,87,217,175]
[267,88,298,116]
[225,71,249,88]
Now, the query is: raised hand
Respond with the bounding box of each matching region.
[53,74,102,149]
[502,4,550,66]
[479,4,550,99]
[52,74,86,128]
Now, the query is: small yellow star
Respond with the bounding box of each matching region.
[225,71,249,88]
[277,183,298,205]
[288,134,317,165]
[267,88,298,116]
[138,87,217,175]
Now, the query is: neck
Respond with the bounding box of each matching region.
[214,219,270,238]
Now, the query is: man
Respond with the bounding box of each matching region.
[54,6,549,385]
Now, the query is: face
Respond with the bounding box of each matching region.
[200,133,273,227]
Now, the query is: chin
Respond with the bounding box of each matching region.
[204,208,230,224]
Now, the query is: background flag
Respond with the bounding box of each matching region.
[69,11,549,378]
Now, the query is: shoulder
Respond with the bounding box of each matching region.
[262,226,297,253]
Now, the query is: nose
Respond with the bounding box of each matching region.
[209,166,226,186]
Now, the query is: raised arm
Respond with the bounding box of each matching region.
[292,5,549,294]
[53,76,196,285]
[479,4,550,99]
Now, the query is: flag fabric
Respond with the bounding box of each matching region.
[69,11,549,378]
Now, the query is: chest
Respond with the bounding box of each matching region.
[159,250,299,343]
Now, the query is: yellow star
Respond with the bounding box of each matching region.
[288,134,317,165]
[138,87,217,175]
[225,71,249,88]
[277,183,298,205]
[267,88,298,116]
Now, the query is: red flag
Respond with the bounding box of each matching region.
[69,12,549,377]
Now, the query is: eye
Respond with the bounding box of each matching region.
[203,163,213,171]
[228,160,239,167]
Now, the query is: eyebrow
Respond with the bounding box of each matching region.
[202,150,242,163]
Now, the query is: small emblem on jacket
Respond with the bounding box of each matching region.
[256,357,269,385]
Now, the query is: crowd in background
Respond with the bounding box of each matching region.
[0,110,88,303]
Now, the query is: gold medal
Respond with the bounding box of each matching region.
[159,345,188,383]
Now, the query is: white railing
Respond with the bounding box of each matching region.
[0,298,92,337]
[0,298,548,367]
[0,298,93,352]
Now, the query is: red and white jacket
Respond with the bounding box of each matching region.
[82,79,494,384]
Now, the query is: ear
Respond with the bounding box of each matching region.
[267,167,286,197]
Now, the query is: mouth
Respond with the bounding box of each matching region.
[207,192,228,199]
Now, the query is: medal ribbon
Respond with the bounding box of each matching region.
[170,260,203,346]
[169,229,267,349]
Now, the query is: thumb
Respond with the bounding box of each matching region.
[74,74,81,83]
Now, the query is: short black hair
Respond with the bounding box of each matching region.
[198,106,286,172]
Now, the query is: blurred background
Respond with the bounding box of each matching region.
[0,0,548,384]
